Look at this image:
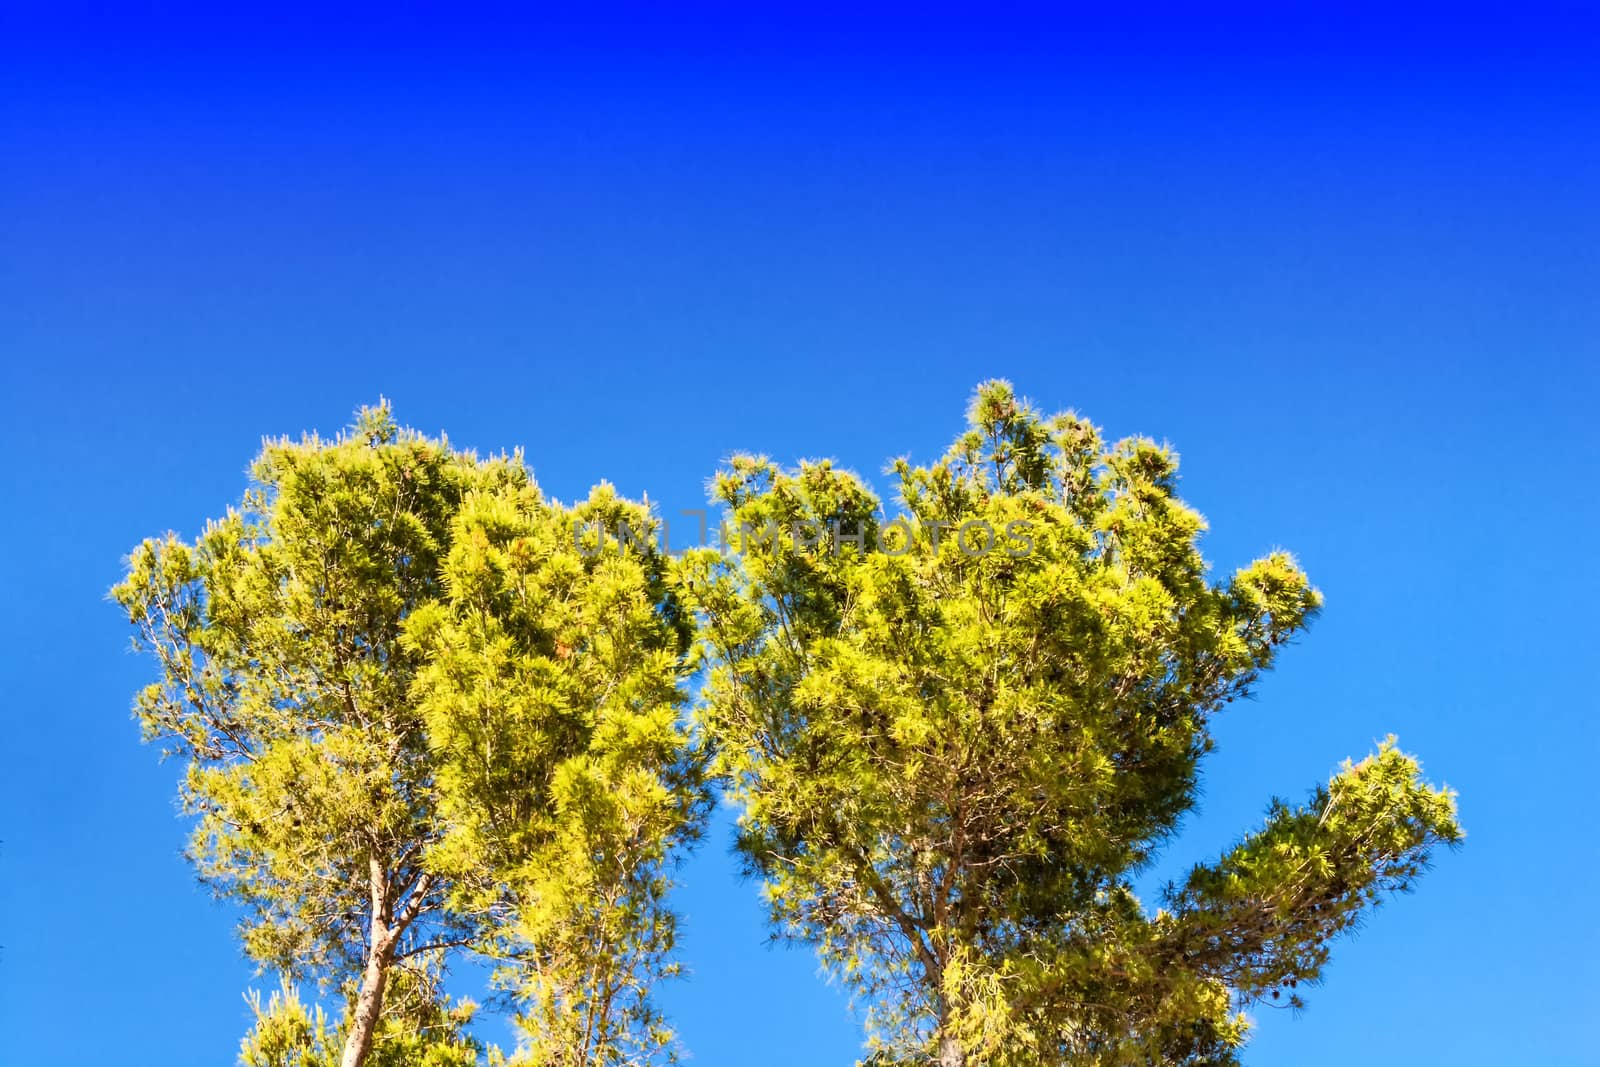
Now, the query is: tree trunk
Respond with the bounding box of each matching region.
[339,930,394,1067]
[937,1032,965,1067]
[342,858,402,1067]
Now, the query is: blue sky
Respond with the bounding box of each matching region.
[2,5,1597,1065]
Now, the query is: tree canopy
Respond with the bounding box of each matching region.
[117,388,1459,1066]
[679,380,1460,1065]
[406,479,707,1066]
[115,404,704,1067]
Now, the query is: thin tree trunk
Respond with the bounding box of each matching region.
[937,1032,965,1067]
[341,858,399,1067]
[340,929,394,1067]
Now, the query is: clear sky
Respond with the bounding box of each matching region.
[2,5,1597,1066]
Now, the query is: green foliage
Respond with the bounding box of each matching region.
[680,381,1460,1065]
[114,403,519,983]
[1162,739,1463,1005]
[242,959,488,1067]
[406,481,708,1067]
[241,984,340,1067]
[115,404,702,1067]
[116,388,1459,1066]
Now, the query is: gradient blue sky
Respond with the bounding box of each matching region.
[2,5,1597,1065]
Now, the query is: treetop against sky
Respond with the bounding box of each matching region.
[4,11,1594,1064]
[110,383,1459,1067]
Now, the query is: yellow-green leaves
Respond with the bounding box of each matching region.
[685,381,1450,1066]
[117,389,1456,1067]
[117,403,701,1067]
[115,404,516,998]
[1166,739,1460,1008]
[407,481,706,1067]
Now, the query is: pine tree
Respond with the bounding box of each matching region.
[239,956,486,1067]
[680,381,1461,1065]
[115,404,520,1066]
[405,482,708,1067]
[115,405,704,1067]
